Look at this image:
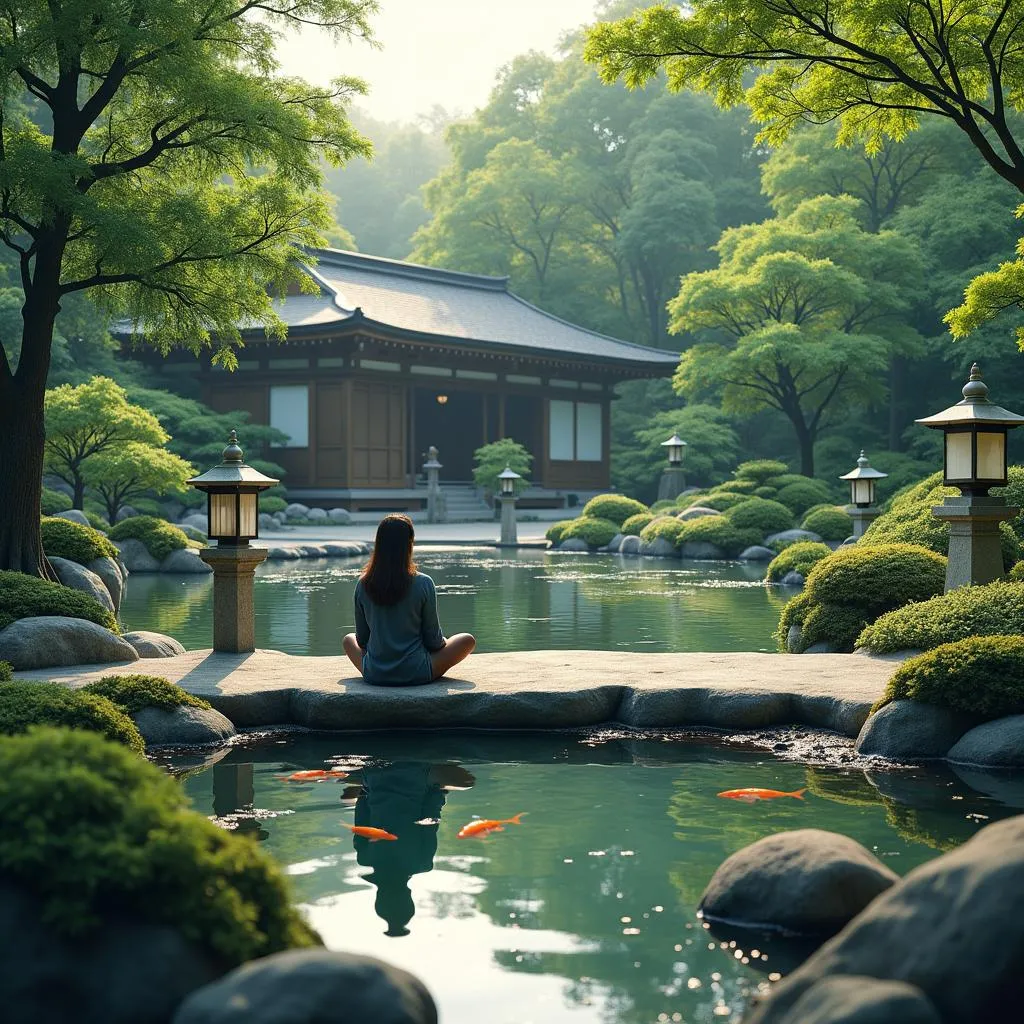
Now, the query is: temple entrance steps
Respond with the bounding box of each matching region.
[437,484,494,522]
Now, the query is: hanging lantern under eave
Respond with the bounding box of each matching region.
[187,430,279,545]
[916,364,1024,496]
[661,434,687,466]
[839,451,887,508]
[498,465,522,497]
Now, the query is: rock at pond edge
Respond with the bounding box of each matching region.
[48,556,115,614]
[784,976,942,1024]
[855,699,980,761]
[132,706,236,747]
[947,715,1024,768]
[0,616,138,670]
[123,630,186,659]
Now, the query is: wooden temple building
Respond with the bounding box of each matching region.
[132,249,677,511]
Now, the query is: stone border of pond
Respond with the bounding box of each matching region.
[16,649,905,739]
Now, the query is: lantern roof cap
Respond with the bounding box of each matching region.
[187,430,279,489]
[916,364,1024,429]
[498,465,522,480]
[661,434,688,447]
[840,450,888,481]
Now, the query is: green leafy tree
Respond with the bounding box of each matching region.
[670,196,923,476]
[472,439,532,497]
[0,0,374,577]
[85,442,194,524]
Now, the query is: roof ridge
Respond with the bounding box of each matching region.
[312,247,510,292]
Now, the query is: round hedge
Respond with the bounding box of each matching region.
[0,570,118,633]
[0,682,143,752]
[753,486,778,498]
[639,516,687,546]
[725,497,794,536]
[581,494,649,525]
[82,674,211,714]
[774,478,835,516]
[108,516,189,561]
[41,488,72,515]
[40,517,118,565]
[677,515,761,557]
[858,580,1024,654]
[561,516,619,548]
[259,495,287,514]
[546,520,575,545]
[649,499,679,512]
[697,491,750,513]
[622,512,655,536]
[766,541,832,583]
[801,506,853,542]
[714,478,759,494]
[0,727,320,964]
[877,635,1024,719]
[734,459,789,484]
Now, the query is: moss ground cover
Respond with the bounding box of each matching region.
[801,506,853,541]
[677,515,761,556]
[765,541,832,582]
[639,516,687,546]
[40,516,118,564]
[546,520,574,544]
[0,571,118,633]
[108,516,189,561]
[82,674,211,714]
[621,512,655,536]
[580,494,649,525]
[724,496,793,536]
[561,516,620,548]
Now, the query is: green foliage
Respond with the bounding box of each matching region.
[639,516,687,546]
[766,541,832,583]
[546,520,576,545]
[0,661,12,682]
[878,637,1024,720]
[621,512,655,536]
[86,441,193,525]
[0,683,143,752]
[716,478,758,493]
[177,525,207,543]
[0,571,118,633]
[259,495,287,514]
[801,506,854,542]
[82,675,211,714]
[0,727,320,963]
[84,511,111,532]
[581,494,648,526]
[561,517,620,548]
[472,438,533,495]
[40,517,118,565]
[41,488,72,515]
[859,581,1024,654]
[651,500,678,512]
[724,497,793,536]
[734,460,789,484]
[1010,561,1024,582]
[753,486,777,498]
[695,491,749,512]
[776,544,946,653]
[108,517,188,562]
[993,465,1024,541]
[677,514,760,556]
[774,478,836,516]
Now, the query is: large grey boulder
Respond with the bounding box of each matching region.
[172,949,438,1024]
[558,537,589,552]
[285,502,310,520]
[265,546,300,560]
[783,977,941,1024]
[618,535,642,555]
[160,548,213,574]
[258,512,278,532]
[785,623,803,653]
[699,829,897,937]
[328,507,352,524]
[307,507,328,521]
[115,504,139,523]
[678,541,727,559]
[780,570,805,587]
[606,532,624,553]
[295,544,328,558]
[745,815,1024,1024]
[947,715,1024,767]
[53,508,91,527]
[322,542,364,558]
[48,556,114,614]
[133,705,236,746]
[123,630,186,658]
[639,537,678,558]
[739,545,776,561]
[178,513,209,533]
[114,538,160,573]
[765,529,823,546]
[677,505,720,521]
[0,883,221,1024]
[0,616,138,670]
[86,556,126,613]
[855,699,980,760]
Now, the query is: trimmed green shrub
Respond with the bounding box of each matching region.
[859,580,1024,654]
[108,516,188,561]
[622,512,655,536]
[766,541,832,583]
[877,636,1024,719]
[546,520,575,545]
[0,661,11,682]
[993,465,1024,540]
[650,499,678,512]
[639,516,687,546]
[259,495,287,514]
[85,511,111,531]
[40,517,118,565]
[698,491,750,512]
[725,497,794,536]
[0,682,143,752]
[774,478,835,516]
[1009,561,1024,582]
[581,494,648,525]
[734,459,789,484]
[82,674,211,714]
[562,516,620,548]
[753,486,778,498]
[677,515,761,557]
[41,488,72,515]
[713,478,758,494]
[177,524,207,542]
[0,571,118,633]
[776,543,946,653]
[0,727,320,963]
[887,471,944,511]
[801,506,854,542]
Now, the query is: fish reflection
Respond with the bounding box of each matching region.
[341,762,475,937]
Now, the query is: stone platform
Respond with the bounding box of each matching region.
[18,650,905,737]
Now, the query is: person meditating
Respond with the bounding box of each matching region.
[343,514,475,685]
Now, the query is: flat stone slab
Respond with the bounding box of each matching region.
[15,650,903,737]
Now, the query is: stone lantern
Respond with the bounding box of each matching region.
[657,433,688,502]
[839,451,887,539]
[497,466,522,547]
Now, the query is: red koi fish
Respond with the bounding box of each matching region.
[457,813,526,839]
[281,770,349,782]
[718,787,807,803]
[343,823,398,842]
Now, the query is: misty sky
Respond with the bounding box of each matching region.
[276,0,600,124]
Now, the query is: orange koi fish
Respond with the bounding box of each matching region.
[281,770,349,782]
[457,813,526,839]
[343,823,398,842]
[718,787,807,803]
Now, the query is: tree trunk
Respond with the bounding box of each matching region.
[791,419,816,477]
[888,357,903,451]
[72,474,86,510]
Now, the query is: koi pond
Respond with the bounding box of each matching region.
[120,549,787,655]
[166,731,1022,1024]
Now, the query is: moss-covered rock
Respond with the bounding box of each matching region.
[677,515,761,557]
[0,727,320,966]
[725,497,794,536]
[621,512,655,537]
[0,571,118,633]
[561,516,620,548]
[82,674,211,715]
[545,520,575,545]
[877,636,1024,720]
[801,506,854,542]
[580,494,648,526]
[639,516,687,546]
[696,491,751,513]
[0,682,143,752]
[108,516,189,562]
[41,488,73,515]
[40,516,118,565]
[766,541,833,583]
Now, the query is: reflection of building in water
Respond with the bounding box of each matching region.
[212,762,268,841]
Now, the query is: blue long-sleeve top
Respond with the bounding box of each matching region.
[354,572,446,685]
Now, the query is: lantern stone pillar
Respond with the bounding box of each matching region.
[845,506,882,540]
[933,496,1018,591]
[199,545,269,653]
[496,466,522,547]
[423,446,446,524]
[657,434,687,502]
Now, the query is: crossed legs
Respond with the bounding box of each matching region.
[342,632,476,682]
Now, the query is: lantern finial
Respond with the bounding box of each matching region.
[857,450,869,468]
[223,430,244,464]
[962,364,989,403]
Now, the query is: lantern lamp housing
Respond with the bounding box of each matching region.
[916,364,1024,496]
[839,451,888,508]
[661,434,687,467]
[498,465,522,498]
[186,430,280,545]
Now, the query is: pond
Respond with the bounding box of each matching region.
[167,732,1021,1024]
[119,550,788,655]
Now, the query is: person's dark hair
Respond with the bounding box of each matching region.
[361,514,417,607]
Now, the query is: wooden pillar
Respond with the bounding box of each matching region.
[601,396,612,489]
[482,394,489,444]
[499,394,506,439]
[539,398,550,488]
[408,385,417,486]
[343,378,353,488]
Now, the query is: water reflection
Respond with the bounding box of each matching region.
[211,763,269,841]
